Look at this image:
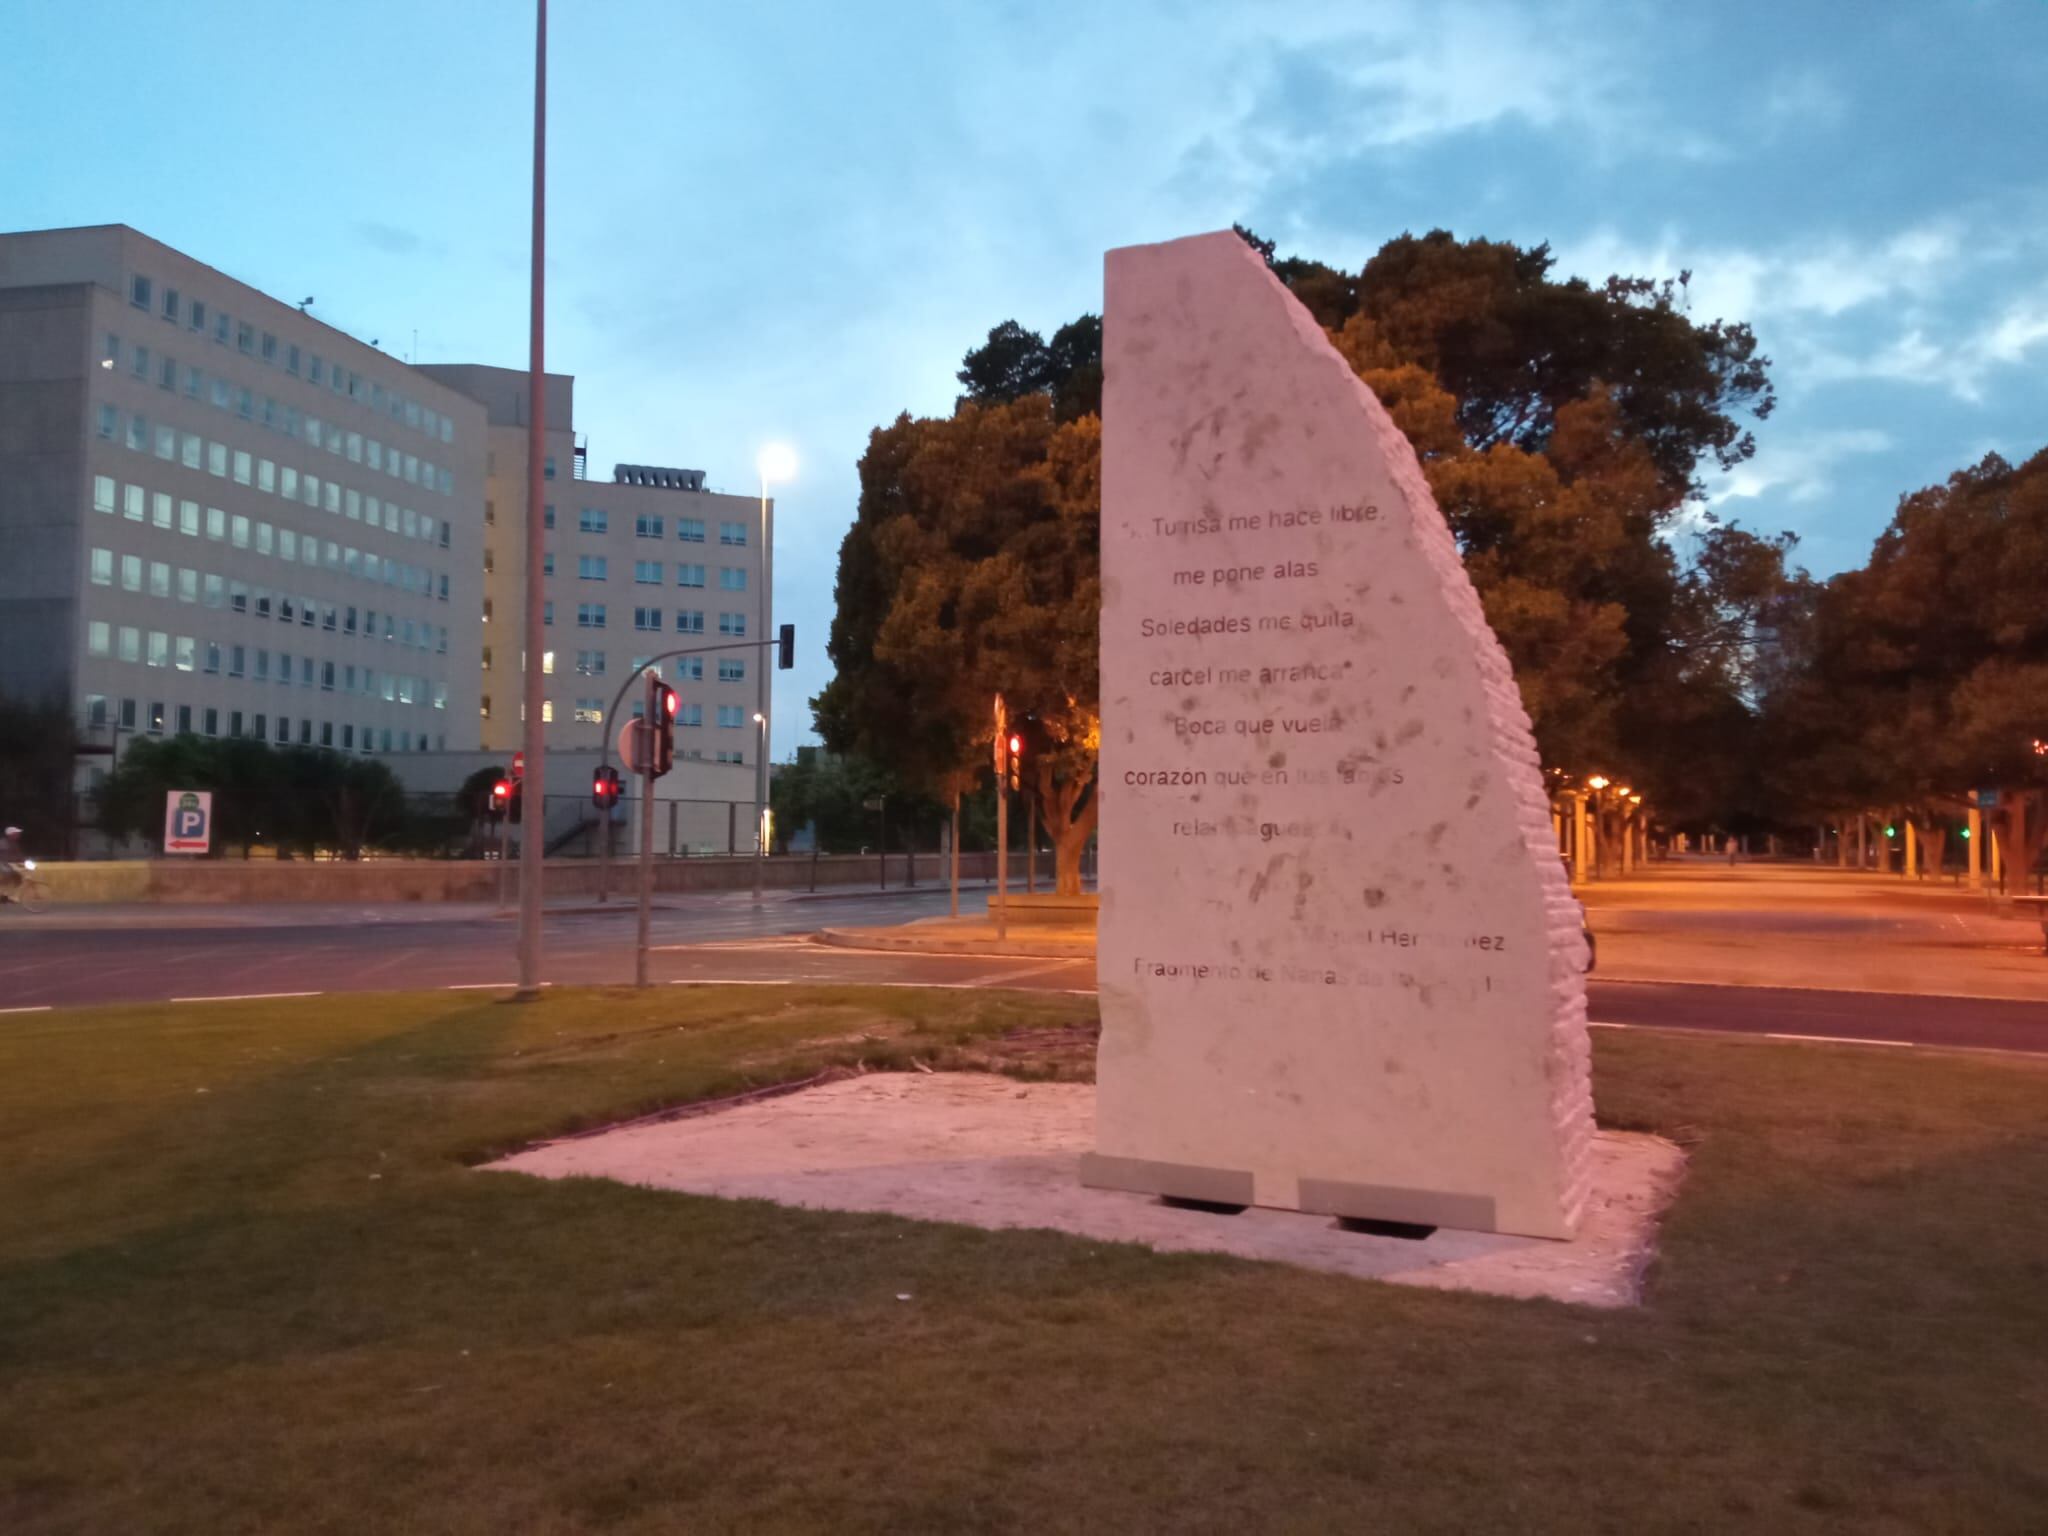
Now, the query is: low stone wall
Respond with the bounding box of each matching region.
[31,850,1049,905]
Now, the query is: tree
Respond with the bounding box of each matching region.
[0,697,80,858]
[825,226,1789,873]
[956,317,1102,421]
[817,396,1101,893]
[96,736,416,858]
[1761,448,2048,872]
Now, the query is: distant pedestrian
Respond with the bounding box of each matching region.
[1725,835,1739,866]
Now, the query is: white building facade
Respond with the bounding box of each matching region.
[0,226,486,760]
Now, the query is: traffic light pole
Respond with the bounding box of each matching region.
[592,629,791,905]
[635,672,656,989]
[996,774,1009,942]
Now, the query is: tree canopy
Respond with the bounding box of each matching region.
[1759,447,2048,864]
[96,736,439,858]
[823,224,1794,862]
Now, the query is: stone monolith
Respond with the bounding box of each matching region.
[1085,231,1594,1239]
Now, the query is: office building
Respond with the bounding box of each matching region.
[416,364,774,771]
[0,225,485,760]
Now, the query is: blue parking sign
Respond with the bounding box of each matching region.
[164,789,213,855]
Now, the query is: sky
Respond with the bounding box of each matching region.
[6,0,2046,753]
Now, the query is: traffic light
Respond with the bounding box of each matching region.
[1885,824,1897,839]
[777,622,795,670]
[488,778,512,819]
[1006,731,1024,793]
[650,682,677,777]
[593,765,621,809]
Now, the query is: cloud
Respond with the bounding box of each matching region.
[1803,282,2048,402]
[356,220,425,256]
[1706,428,1893,509]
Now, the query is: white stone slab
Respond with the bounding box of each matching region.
[485,1073,1681,1308]
[1093,231,1594,1238]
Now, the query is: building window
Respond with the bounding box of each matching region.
[576,603,607,629]
[717,705,745,729]
[120,554,142,591]
[677,563,705,588]
[130,274,151,310]
[543,600,554,627]
[161,287,179,322]
[578,555,608,580]
[96,404,117,441]
[178,705,193,734]
[89,547,113,585]
[678,518,705,543]
[544,456,556,480]
[719,658,746,682]
[147,701,166,735]
[236,321,254,354]
[578,507,607,533]
[635,514,664,538]
[719,521,748,546]
[633,607,662,632]
[573,698,603,723]
[543,504,556,529]
[127,414,147,451]
[86,621,110,656]
[676,656,703,682]
[575,650,606,676]
[720,567,747,591]
[718,612,746,637]
[146,631,169,669]
[676,610,705,634]
[678,703,704,728]
[542,552,556,576]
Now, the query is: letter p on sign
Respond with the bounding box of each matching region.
[164,789,214,855]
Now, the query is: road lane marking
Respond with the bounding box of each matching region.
[1587,1021,1629,1029]
[971,960,1081,988]
[171,990,322,1003]
[1594,974,2048,1006]
[1764,1031,1914,1048]
[0,1004,53,1014]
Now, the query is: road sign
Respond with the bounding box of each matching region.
[616,718,649,773]
[511,750,525,780]
[164,790,212,855]
[1978,788,2000,808]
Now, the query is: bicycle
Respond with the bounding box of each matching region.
[1,864,47,915]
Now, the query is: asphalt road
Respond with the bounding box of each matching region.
[2,888,2045,1056]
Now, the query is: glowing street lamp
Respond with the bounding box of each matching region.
[1587,775,1610,791]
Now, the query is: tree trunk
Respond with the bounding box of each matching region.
[1033,759,1099,897]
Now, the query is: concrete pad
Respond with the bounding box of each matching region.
[487,1072,1684,1308]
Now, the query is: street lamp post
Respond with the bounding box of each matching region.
[753,444,795,903]
[515,0,549,1001]
[753,710,768,886]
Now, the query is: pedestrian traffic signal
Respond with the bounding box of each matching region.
[592,765,622,809]
[777,622,795,670]
[650,682,677,777]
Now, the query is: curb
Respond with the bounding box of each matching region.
[814,927,1096,961]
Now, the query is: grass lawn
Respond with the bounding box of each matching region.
[2,986,2046,1534]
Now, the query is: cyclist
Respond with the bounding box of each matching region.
[0,826,23,896]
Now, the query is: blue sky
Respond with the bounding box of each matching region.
[6,1,2046,750]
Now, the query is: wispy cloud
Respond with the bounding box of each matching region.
[1707,429,1894,509]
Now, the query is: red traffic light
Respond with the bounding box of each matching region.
[661,688,678,717]
[491,778,511,803]
[1008,734,1023,756]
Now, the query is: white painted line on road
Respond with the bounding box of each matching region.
[1596,973,2048,1006]
[1587,1020,1629,1029]
[443,981,554,990]
[171,990,322,1004]
[0,1004,52,1014]
[1764,1031,1914,1048]
[972,960,1082,989]
[670,978,792,987]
